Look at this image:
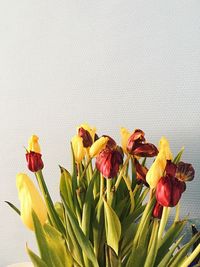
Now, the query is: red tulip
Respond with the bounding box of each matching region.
[156,175,186,207]
[96,147,123,178]
[26,151,44,172]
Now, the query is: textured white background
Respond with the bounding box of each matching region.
[0,0,200,266]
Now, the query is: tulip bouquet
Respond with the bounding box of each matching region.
[7,124,200,267]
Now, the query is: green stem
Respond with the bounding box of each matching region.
[100,173,104,198]
[114,155,131,191]
[174,202,180,222]
[158,206,170,241]
[35,170,65,235]
[106,179,112,206]
[80,158,92,181]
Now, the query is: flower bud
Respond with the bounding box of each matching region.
[16,173,47,231]
[152,202,163,219]
[96,147,123,178]
[71,135,85,163]
[26,135,44,172]
[89,137,108,158]
[26,151,44,172]
[156,175,186,207]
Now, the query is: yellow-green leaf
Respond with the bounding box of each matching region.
[104,199,121,255]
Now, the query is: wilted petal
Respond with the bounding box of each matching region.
[78,127,93,147]
[133,143,158,157]
[134,159,149,186]
[127,129,145,154]
[176,161,195,182]
[103,135,116,149]
[165,160,177,177]
[96,147,123,178]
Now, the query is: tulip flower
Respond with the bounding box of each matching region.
[152,202,163,219]
[127,129,158,157]
[146,137,173,188]
[96,146,123,178]
[120,127,131,154]
[71,135,85,163]
[16,173,47,230]
[26,135,44,172]
[156,175,186,207]
[89,136,108,158]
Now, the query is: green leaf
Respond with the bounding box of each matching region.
[157,235,184,267]
[44,224,73,267]
[5,201,20,215]
[59,166,74,212]
[26,245,48,267]
[93,198,105,265]
[82,170,97,237]
[169,233,200,267]
[32,210,53,267]
[144,220,159,267]
[173,147,184,164]
[62,195,99,267]
[155,219,187,265]
[104,198,121,255]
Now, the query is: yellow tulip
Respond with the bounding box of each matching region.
[71,135,85,163]
[89,137,108,158]
[16,173,47,231]
[146,137,173,188]
[28,135,41,153]
[120,127,131,154]
[78,123,96,142]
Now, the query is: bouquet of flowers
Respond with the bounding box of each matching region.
[7,124,200,267]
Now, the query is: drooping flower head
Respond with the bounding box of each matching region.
[95,136,123,178]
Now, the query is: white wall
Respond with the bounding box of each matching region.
[0,0,200,265]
